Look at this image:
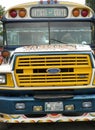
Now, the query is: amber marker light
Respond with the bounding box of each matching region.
[65,105,74,111]
[19,9,27,18]
[0,56,3,65]
[47,0,50,4]
[72,9,80,17]
[40,0,43,4]
[0,15,2,20]
[2,50,10,58]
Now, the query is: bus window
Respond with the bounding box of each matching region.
[50,22,92,44]
[6,22,92,46]
[6,22,49,45]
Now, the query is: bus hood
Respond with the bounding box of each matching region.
[13,44,91,53]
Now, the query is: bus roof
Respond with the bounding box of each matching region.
[3,0,94,20]
[6,1,92,11]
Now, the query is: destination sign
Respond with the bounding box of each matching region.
[31,7,68,18]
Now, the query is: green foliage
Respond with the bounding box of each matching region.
[86,0,95,12]
[0,5,5,17]
[0,5,5,37]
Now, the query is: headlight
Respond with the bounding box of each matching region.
[0,73,14,87]
[0,74,6,84]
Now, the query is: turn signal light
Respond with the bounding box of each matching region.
[0,56,3,65]
[72,9,80,17]
[47,0,50,4]
[0,16,2,20]
[33,106,43,112]
[2,50,10,58]
[19,9,27,17]
[65,105,74,111]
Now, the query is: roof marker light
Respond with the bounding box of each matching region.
[81,9,89,17]
[2,50,10,58]
[19,9,27,18]
[0,56,3,65]
[40,0,43,4]
[72,9,80,17]
[9,9,17,18]
[54,0,57,3]
[47,0,50,4]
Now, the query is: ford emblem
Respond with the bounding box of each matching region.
[47,68,61,74]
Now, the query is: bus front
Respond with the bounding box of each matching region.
[0,0,95,123]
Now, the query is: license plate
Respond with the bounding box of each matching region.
[45,102,63,111]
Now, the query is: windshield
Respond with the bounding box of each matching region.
[6,22,92,45]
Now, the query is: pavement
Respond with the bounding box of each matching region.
[0,122,95,130]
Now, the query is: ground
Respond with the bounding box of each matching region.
[0,122,95,130]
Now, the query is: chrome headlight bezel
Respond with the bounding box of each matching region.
[0,74,6,84]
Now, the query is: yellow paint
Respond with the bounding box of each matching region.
[14,54,92,89]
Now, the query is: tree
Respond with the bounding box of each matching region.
[0,5,5,45]
[0,5,5,19]
[0,5,5,36]
[86,0,95,12]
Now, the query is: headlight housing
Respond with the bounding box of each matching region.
[0,73,14,87]
[0,74,6,84]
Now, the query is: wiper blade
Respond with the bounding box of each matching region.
[50,39,63,43]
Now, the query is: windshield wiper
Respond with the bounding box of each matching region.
[50,38,63,43]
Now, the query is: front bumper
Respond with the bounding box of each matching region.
[0,94,95,114]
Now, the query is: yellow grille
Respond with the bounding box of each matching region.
[14,54,92,88]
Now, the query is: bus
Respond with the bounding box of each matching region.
[0,0,95,123]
